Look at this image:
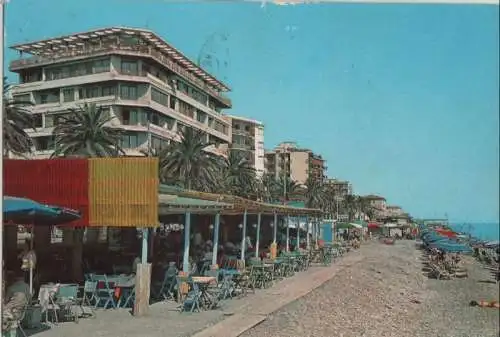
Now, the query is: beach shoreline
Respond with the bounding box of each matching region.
[241,240,500,337]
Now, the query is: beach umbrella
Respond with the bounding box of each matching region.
[368,223,380,229]
[429,240,472,252]
[349,223,363,229]
[424,236,450,244]
[3,196,81,226]
[3,196,81,294]
[435,228,457,238]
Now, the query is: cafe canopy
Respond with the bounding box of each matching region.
[158,184,323,217]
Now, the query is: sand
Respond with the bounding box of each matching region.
[241,240,500,337]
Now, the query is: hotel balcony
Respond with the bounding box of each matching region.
[10,44,231,108]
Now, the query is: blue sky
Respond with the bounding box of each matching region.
[4,1,499,222]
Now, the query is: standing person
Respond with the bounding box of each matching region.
[18,239,36,285]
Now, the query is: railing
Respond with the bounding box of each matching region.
[232,129,255,137]
[10,44,232,107]
[232,143,255,151]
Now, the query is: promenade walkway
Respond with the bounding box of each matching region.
[26,247,366,337]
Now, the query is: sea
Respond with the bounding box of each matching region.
[449,222,499,242]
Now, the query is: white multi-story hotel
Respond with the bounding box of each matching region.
[8,27,232,157]
[227,115,265,177]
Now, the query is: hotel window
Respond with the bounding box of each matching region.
[46,68,61,81]
[120,85,138,100]
[20,70,42,83]
[196,110,207,124]
[60,67,70,79]
[120,108,138,125]
[62,88,75,102]
[33,114,43,128]
[121,133,146,148]
[121,134,139,148]
[191,87,208,105]
[121,59,138,76]
[169,96,177,110]
[13,94,31,104]
[37,89,59,104]
[93,59,111,74]
[137,110,149,125]
[34,136,54,151]
[177,80,189,95]
[45,113,68,128]
[178,100,195,118]
[79,87,100,99]
[151,88,169,106]
[152,136,169,150]
[102,85,116,97]
[151,113,160,126]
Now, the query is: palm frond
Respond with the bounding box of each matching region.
[51,103,124,158]
[2,77,35,157]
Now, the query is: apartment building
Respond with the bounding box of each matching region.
[264,142,326,185]
[386,205,404,217]
[362,194,387,219]
[9,27,232,157]
[325,178,352,199]
[228,115,265,177]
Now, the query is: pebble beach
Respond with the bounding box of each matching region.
[242,240,500,337]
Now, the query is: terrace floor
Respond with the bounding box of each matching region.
[23,248,366,337]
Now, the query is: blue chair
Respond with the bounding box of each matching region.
[155,266,178,301]
[93,275,117,309]
[177,277,201,313]
[79,281,97,317]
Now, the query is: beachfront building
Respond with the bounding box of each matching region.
[265,142,326,185]
[228,115,265,177]
[363,194,387,220]
[325,178,352,198]
[9,27,232,158]
[386,205,404,217]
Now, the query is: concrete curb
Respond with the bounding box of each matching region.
[191,251,365,337]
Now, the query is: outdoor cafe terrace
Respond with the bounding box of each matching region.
[3,164,327,335]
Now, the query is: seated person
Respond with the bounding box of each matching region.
[2,272,29,332]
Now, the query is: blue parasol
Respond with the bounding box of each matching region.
[3,196,81,226]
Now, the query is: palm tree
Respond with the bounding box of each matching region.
[52,103,124,158]
[142,147,175,184]
[357,196,374,220]
[276,174,301,203]
[160,127,219,190]
[322,184,340,217]
[258,173,280,203]
[303,177,327,209]
[343,194,358,221]
[219,150,256,198]
[3,78,34,157]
